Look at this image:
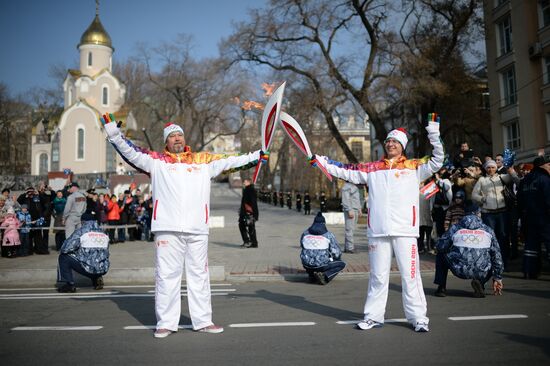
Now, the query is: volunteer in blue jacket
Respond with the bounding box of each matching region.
[313,114,444,333]
[56,212,110,293]
[103,119,267,338]
[434,201,504,298]
[300,212,346,285]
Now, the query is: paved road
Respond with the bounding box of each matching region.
[1,275,548,365]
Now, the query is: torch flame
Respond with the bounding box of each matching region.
[241,100,265,111]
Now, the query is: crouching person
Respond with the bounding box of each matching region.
[56,213,110,293]
[434,201,504,298]
[300,212,346,285]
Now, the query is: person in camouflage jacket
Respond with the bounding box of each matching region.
[56,213,110,293]
[434,201,504,298]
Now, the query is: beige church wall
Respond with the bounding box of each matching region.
[59,107,106,174]
[79,44,112,76]
[31,143,51,175]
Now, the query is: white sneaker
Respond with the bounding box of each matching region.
[197,324,224,334]
[356,319,382,330]
[154,328,174,338]
[414,322,429,332]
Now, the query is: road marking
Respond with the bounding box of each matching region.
[0,291,120,298]
[229,322,316,328]
[12,326,103,331]
[124,325,194,330]
[0,293,230,300]
[337,318,407,325]
[146,289,235,293]
[0,284,233,291]
[448,314,528,321]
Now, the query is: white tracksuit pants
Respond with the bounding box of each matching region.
[154,232,213,331]
[363,236,429,325]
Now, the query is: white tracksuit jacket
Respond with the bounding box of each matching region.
[316,122,443,326]
[107,129,261,234]
[318,122,444,239]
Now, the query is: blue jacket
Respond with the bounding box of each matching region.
[16,211,32,234]
[437,214,503,281]
[300,226,342,268]
[61,220,110,275]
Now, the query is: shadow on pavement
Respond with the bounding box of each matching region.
[236,289,361,321]
[496,332,550,358]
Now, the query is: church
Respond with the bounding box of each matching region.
[31,7,137,175]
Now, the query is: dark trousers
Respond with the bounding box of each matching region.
[482,211,509,265]
[55,231,66,251]
[509,207,519,258]
[39,226,50,252]
[57,254,103,286]
[304,204,311,215]
[523,220,550,279]
[239,214,257,247]
[31,229,46,254]
[434,253,491,288]
[18,232,31,256]
[418,225,433,251]
[432,206,446,238]
[304,260,346,283]
[108,220,118,242]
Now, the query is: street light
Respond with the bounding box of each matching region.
[42,118,50,142]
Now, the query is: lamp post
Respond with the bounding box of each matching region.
[42,118,50,143]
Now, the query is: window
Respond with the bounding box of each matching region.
[497,16,512,56]
[546,113,550,142]
[542,0,550,27]
[505,122,521,150]
[545,56,550,84]
[501,67,517,106]
[351,141,364,161]
[68,88,72,105]
[51,133,60,171]
[88,52,92,67]
[102,86,109,106]
[77,127,85,160]
[39,153,48,175]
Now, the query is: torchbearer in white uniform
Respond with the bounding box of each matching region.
[312,113,444,333]
[102,115,267,338]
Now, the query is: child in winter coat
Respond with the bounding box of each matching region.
[16,204,32,256]
[1,208,21,257]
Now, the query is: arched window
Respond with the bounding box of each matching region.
[102,86,109,106]
[88,52,93,67]
[39,153,48,175]
[77,127,85,160]
[51,131,60,171]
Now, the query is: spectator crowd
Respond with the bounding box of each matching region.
[0,182,155,258]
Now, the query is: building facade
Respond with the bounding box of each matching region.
[484,0,550,162]
[30,9,136,175]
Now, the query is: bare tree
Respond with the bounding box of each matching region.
[121,35,260,152]
[222,0,393,163]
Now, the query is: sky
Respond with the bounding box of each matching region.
[0,0,264,96]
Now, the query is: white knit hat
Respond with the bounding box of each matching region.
[385,128,408,149]
[163,123,184,142]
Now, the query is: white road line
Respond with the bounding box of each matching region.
[229,322,316,328]
[0,291,120,297]
[146,289,236,293]
[124,325,194,330]
[0,284,233,291]
[12,326,103,331]
[1,293,230,300]
[448,314,528,321]
[337,318,407,325]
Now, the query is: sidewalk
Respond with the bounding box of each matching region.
[0,183,437,287]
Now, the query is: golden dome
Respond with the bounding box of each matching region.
[78,15,113,49]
